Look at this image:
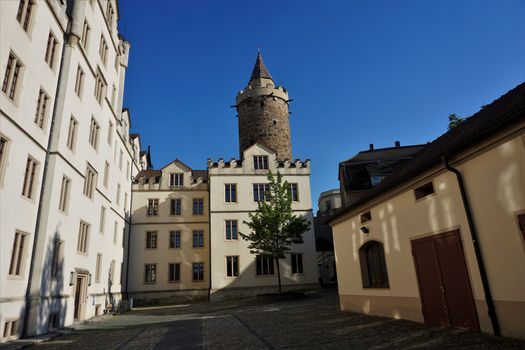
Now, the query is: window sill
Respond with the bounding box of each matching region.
[168,280,181,283]
[143,281,157,284]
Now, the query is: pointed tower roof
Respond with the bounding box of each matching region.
[248,52,273,84]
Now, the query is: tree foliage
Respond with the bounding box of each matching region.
[239,172,310,293]
[448,113,465,130]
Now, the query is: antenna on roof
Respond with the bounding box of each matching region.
[257,45,262,53]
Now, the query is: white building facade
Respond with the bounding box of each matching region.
[0,0,140,341]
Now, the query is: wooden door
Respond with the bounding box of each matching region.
[412,230,479,331]
[74,277,82,320]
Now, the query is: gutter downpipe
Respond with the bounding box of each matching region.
[124,156,135,301]
[443,156,501,336]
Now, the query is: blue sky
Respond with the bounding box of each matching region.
[119,0,525,209]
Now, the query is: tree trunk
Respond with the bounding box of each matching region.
[276,257,282,294]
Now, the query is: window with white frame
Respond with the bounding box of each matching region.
[253,184,270,202]
[192,230,204,248]
[225,183,236,202]
[168,263,180,282]
[50,240,64,278]
[226,256,239,277]
[21,156,38,199]
[144,264,156,283]
[225,220,237,240]
[2,52,23,101]
[106,0,115,28]
[256,255,274,276]
[44,31,58,69]
[77,221,90,254]
[34,89,50,129]
[66,116,78,151]
[147,199,158,216]
[88,117,100,150]
[192,262,204,281]
[16,0,34,32]
[83,164,97,199]
[193,198,204,215]
[58,176,70,212]
[253,155,269,169]
[169,173,183,187]
[291,253,303,274]
[8,231,28,275]
[74,66,84,98]
[146,231,157,249]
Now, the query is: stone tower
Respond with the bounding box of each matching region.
[236,53,292,161]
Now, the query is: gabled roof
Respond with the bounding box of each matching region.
[244,142,278,156]
[161,158,193,172]
[249,52,273,84]
[134,169,162,181]
[330,82,525,224]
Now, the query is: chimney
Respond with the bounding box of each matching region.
[369,144,374,151]
[395,141,401,148]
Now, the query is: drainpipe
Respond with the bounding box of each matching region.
[443,157,501,336]
[207,176,212,302]
[22,22,71,339]
[124,157,134,302]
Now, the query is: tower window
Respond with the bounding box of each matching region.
[253,155,268,170]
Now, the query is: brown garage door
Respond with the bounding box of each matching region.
[412,230,479,331]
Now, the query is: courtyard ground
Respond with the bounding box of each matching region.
[5,289,525,349]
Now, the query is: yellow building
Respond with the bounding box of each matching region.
[329,82,525,339]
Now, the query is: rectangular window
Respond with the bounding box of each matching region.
[291,253,303,274]
[34,89,50,128]
[74,66,84,98]
[414,182,435,200]
[124,192,128,212]
[192,230,204,248]
[111,85,117,108]
[170,231,181,248]
[94,72,106,104]
[169,173,183,187]
[225,220,237,240]
[256,256,275,276]
[225,184,237,202]
[168,263,180,282]
[21,156,38,199]
[8,231,28,275]
[103,161,110,187]
[226,256,239,277]
[170,198,181,215]
[147,199,159,216]
[126,161,130,179]
[109,260,115,284]
[360,211,372,223]
[106,0,115,27]
[3,319,19,338]
[289,183,299,202]
[0,137,8,181]
[88,117,100,150]
[2,52,23,101]
[95,253,102,283]
[144,264,156,283]
[50,240,64,278]
[193,198,204,215]
[81,20,90,48]
[66,116,78,151]
[99,206,106,233]
[83,164,97,199]
[253,155,269,170]
[99,35,108,65]
[58,176,70,212]
[107,121,113,144]
[116,183,121,205]
[146,231,157,249]
[113,221,118,244]
[16,0,34,32]
[44,32,58,69]
[119,150,123,170]
[77,221,90,254]
[192,262,204,281]
[253,184,270,202]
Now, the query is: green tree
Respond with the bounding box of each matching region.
[239,172,310,294]
[448,113,465,130]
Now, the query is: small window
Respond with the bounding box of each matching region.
[170,198,182,215]
[192,262,204,281]
[9,231,28,276]
[225,220,237,240]
[169,263,180,282]
[3,319,19,338]
[360,211,372,223]
[34,89,50,128]
[325,200,332,211]
[21,156,38,199]
[107,121,113,144]
[88,117,100,150]
[103,161,110,187]
[226,256,239,277]
[116,183,121,205]
[0,136,8,182]
[44,32,58,69]
[94,71,106,104]
[253,183,270,202]
[66,116,78,151]
[170,231,181,248]
[359,241,389,288]
[414,182,435,200]
[291,253,303,274]
[95,253,102,283]
[2,52,23,101]
[99,206,106,233]
[256,256,274,276]
[192,230,204,248]
[113,221,118,244]
[289,183,299,201]
[225,183,237,202]
[81,20,90,49]
[147,199,159,216]
[74,66,84,98]
[253,155,269,170]
[77,220,90,254]
[371,175,383,186]
[98,35,108,65]
[145,231,157,249]
[50,239,64,278]
[144,264,156,283]
[83,164,97,199]
[58,176,71,212]
[16,0,34,32]
[193,198,204,215]
[170,173,183,187]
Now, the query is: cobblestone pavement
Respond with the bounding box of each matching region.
[26,289,525,349]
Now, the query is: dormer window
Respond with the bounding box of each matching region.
[253,155,268,170]
[169,173,183,187]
